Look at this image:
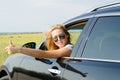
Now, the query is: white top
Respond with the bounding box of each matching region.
[65,44,74,51]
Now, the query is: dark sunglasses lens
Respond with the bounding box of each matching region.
[59,34,65,39]
[53,36,58,42]
[53,34,65,42]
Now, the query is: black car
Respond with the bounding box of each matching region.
[1,2,120,80]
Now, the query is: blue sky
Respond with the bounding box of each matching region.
[0,0,119,32]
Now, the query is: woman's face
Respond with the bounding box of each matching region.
[51,29,68,48]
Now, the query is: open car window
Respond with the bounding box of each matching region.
[66,20,88,57]
[38,20,88,53]
[67,20,88,45]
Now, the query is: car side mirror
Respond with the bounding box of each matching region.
[22,42,36,49]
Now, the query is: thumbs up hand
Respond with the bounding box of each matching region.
[5,40,19,54]
[9,40,14,46]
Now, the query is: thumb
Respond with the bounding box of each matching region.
[9,40,14,46]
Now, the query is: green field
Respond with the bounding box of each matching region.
[0,32,44,66]
[0,32,80,66]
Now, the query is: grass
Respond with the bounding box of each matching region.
[0,33,44,66]
[0,32,80,66]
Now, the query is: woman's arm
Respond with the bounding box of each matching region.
[19,47,71,58]
[5,40,72,59]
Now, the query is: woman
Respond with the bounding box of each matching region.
[5,24,73,59]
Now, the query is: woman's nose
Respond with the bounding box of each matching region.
[57,37,61,41]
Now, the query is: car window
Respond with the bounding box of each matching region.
[82,16,120,60]
[67,20,88,44]
[68,27,83,45]
[66,20,88,56]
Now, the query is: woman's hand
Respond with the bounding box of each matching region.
[5,40,19,54]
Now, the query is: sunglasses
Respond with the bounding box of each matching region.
[52,33,66,42]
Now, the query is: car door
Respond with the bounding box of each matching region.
[61,16,120,80]
[16,20,85,80]
[17,41,63,80]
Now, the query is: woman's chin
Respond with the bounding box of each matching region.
[58,44,65,48]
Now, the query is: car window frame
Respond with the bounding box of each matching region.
[72,17,97,57]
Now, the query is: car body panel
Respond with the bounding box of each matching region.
[61,57,120,80]
[6,54,64,80]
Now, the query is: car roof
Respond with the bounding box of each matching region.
[64,2,120,29]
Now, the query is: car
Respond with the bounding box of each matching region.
[1,2,120,80]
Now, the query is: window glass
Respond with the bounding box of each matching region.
[83,16,120,60]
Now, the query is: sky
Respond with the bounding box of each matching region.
[0,0,119,33]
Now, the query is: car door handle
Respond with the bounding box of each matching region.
[48,68,61,75]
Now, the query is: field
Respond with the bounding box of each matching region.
[0,32,80,66]
[0,32,44,66]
